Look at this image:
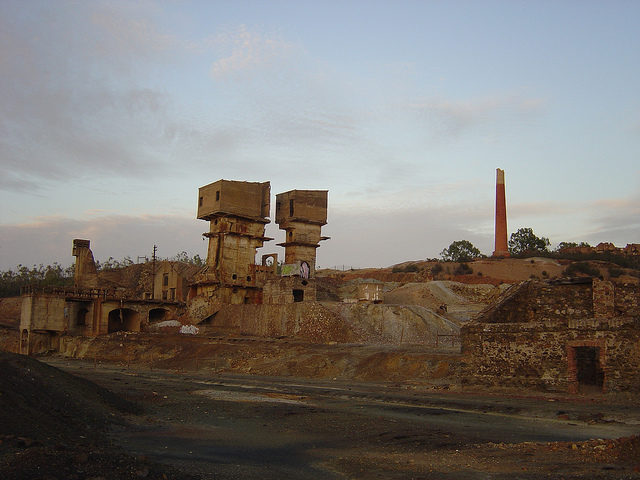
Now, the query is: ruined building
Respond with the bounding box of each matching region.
[263,189,330,304]
[20,240,183,354]
[191,180,273,305]
[461,278,640,392]
[72,239,99,288]
[188,180,330,314]
[19,179,333,354]
[276,189,329,272]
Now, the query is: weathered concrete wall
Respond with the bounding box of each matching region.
[198,180,270,220]
[461,317,640,392]
[262,277,316,304]
[153,262,190,302]
[20,295,67,332]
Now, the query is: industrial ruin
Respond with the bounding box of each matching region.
[9,173,640,395]
[19,180,334,352]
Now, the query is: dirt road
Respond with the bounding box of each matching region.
[46,358,640,479]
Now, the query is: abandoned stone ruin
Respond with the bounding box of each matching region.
[462,278,640,392]
[12,176,640,395]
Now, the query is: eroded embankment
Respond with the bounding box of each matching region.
[58,333,462,384]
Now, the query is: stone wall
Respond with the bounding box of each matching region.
[461,280,640,392]
[461,317,640,392]
[614,284,640,316]
[481,281,593,323]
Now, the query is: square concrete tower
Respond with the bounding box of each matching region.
[198,179,270,221]
[197,180,272,289]
[276,189,329,275]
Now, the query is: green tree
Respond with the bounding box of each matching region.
[440,240,481,262]
[509,228,550,255]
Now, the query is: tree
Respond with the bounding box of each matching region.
[509,228,550,255]
[440,240,481,262]
[555,241,591,252]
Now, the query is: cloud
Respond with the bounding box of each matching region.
[0,214,206,270]
[406,94,545,137]
[0,1,185,192]
[586,195,640,244]
[6,191,636,273]
[210,25,297,78]
[319,206,493,268]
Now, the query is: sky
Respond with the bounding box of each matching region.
[1,0,639,271]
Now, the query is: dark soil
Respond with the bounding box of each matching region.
[0,351,196,479]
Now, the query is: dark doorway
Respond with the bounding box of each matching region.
[76,308,89,326]
[149,308,168,323]
[293,289,304,302]
[575,346,603,391]
[108,308,140,333]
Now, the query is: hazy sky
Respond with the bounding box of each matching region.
[1,0,639,270]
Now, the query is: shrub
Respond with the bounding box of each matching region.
[454,263,473,275]
[392,263,420,273]
[431,264,443,276]
[608,267,623,278]
[564,262,600,277]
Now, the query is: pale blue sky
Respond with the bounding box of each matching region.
[1,0,638,269]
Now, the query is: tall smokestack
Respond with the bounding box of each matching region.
[492,168,509,257]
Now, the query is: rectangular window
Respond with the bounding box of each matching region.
[199,196,203,206]
[216,190,220,201]
[289,199,294,216]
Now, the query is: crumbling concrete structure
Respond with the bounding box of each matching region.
[461,278,640,392]
[276,189,329,273]
[189,181,331,318]
[19,240,184,354]
[192,180,272,305]
[72,239,99,288]
[152,261,197,302]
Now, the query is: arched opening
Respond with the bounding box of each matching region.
[76,308,89,326]
[108,308,140,333]
[149,308,169,323]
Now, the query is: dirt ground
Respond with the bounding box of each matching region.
[4,353,638,480]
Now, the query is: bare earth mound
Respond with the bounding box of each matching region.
[0,351,196,479]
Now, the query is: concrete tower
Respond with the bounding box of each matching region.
[195,179,271,303]
[275,189,329,276]
[492,168,510,257]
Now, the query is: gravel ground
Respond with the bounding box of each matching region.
[34,356,640,480]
